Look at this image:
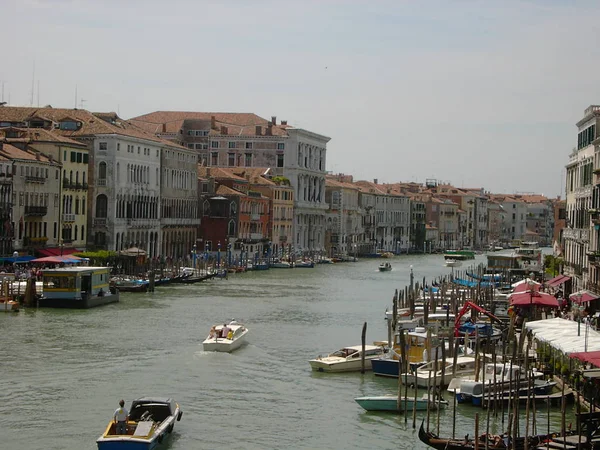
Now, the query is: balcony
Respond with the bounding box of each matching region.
[563,228,590,242]
[97,179,107,186]
[93,218,107,227]
[250,232,263,240]
[25,176,46,184]
[23,236,48,246]
[250,213,260,221]
[588,251,600,266]
[62,213,76,223]
[25,205,47,216]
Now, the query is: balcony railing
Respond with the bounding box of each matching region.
[93,218,107,227]
[24,205,48,216]
[249,233,263,240]
[250,213,260,221]
[23,236,48,246]
[97,179,107,186]
[25,176,46,184]
[62,214,76,223]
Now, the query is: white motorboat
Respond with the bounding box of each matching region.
[96,397,183,450]
[270,260,292,268]
[309,344,386,373]
[202,320,249,352]
[400,355,483,388]
[378,262,392,272]
[444,258,462,268]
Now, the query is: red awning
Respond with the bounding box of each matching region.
[509,290,559,308]
[547,275,571,287]
[37,247,81,257]
[570,290,600,303]
[570,351,600,368]
[513,282,541,293]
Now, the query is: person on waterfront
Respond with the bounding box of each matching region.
[113,400,128,435]
[221,323,230,338]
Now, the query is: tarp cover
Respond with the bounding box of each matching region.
[547,274,571,287]
[570,351,600,368]
[570,290,600,303]
[525,318,600,354]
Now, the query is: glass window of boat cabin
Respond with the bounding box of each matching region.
[43,275,76,289]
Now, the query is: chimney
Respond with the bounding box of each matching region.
[271,116,277,125]
[255,125,262,136]
[281,120,287,126]
[221,125,228,135]
[211,115,216,130]
[161,123,166,133]
[373,178,378,184]
[266,124,272,136]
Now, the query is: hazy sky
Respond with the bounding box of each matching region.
[3,0,599,198]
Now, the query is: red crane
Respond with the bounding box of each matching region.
[454,301,505,337]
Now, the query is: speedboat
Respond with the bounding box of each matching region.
[295,260,315,268]
[270,260,292,268]
[444,258,461,268]
[378,262,392,272]
[448,362,554,406]
[96,397,183,450]
[309,344,387,373]
[400,355,482,388]
[202,320,249,352]
[355,394,448,412]
[0,297,19,312]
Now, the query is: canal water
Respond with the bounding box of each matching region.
[1,253,569,449]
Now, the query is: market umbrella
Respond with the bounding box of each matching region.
[121,247,147,257]
[509,290,559,308]
[570,290,600,304]
[512,282,541,293]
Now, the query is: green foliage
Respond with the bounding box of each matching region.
[271,176,290,186]
[74,250,117,265]
[544,255,563,275]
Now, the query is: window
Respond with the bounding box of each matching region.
[228,153,235,166]
[76,153,82,163]
[59,121,78,130]
[277,143,285,150]
[187,130,193,135]
[202,183,209,193]
[195,143,204,149]
[211,141,219,148]
[277,154,284,168]
[70,151,76,162]
[245,153,252,167]
[117,143,120,151]
[211,152,218,166]
[98,162,107,180]
[95,194,108,218]
[245,142,253,149]
[228,142,236,149]
[99,142,107,150]
[83,154,89,164]
[188,143,194,149]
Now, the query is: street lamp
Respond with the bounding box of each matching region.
[59,241,64,257]
[217,242,221,269]
[410,265,414,291]
[353,243,357,262]
[397,241,400,256]
[227,243,232,268]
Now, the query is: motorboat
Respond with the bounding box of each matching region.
[202,320,249,352]
[270,260,292,269]
[400,355,483,388]
[96,397,183,450]
[0,297,19,312]
[295,260,315,268]
[447,362,554,406]
[309,344,387,373]
[378,262,392,272]
[444,258,461,268]
[354,394,448,412]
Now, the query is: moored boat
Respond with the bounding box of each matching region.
[355,394,448,412]
[39,267,119,308]
[400,355,482,388]
[96,397,182,450]
[309,344,387,373]
[202,320,249,352]
[295,260,315,268]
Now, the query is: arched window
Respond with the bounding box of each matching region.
[98,162,107,180]
[203,200,211,216]
[230,201,237,216]
[96,194,108,218]
[228,219,236,236]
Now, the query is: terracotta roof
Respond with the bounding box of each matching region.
[197,166,247,181]
[229,167,278,186]
[325,177,359,190]
[128,111,289,137]
[0,127,86,147]
[0,142,52,162]
[0,106,188,149]
[216,185,244,196]
[354,180,389,195]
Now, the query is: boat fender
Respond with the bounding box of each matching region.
[167,423,174,433]
[177,411,183,421]
[158,434,164,444]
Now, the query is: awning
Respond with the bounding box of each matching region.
[509,290,559,308]
[570,290,600,303]
[32,255,83,264]
[571,351,600,369]
[547,275,571,287]
[2,255,36,263]
[513,282,541,293]
[37,247,81,257]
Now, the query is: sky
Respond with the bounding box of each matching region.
[2,0,600,198]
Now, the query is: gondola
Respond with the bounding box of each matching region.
[418,421,559,450]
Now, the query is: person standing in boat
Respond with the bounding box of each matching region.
[113,400,128,435]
